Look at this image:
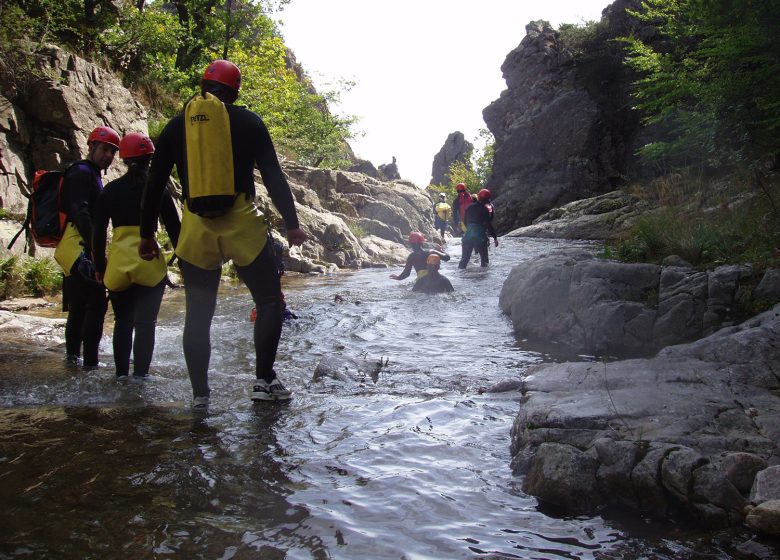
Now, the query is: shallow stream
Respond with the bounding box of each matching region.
[1,237,777,559]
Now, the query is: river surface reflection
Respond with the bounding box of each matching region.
[1,237,777,559]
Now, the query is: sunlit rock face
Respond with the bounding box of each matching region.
[483,1,657,234]
[430,131,473,187]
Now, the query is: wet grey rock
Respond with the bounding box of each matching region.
[745,500,780,536]
[720,453,769,494]
[506,190,653,241]
[522,442,599,512]
[689,464,748,527]
[485,379,523,393]
[754,268,780,303]
[751,466,780,505]
[500,251,760,357]
[510,303,780,529]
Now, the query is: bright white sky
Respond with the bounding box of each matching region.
[276,0,609,187]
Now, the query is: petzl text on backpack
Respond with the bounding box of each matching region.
[7,169,68,250]
[184,92,236,218]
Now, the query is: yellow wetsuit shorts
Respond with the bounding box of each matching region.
[54,223,85,276]
[104,226,167,292]
[176,194,268,270]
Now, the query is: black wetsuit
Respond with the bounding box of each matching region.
[412,271,454,294]
[61,160,107,367]
[141,102,300,397]
[394,246,451,280]
[93,168,181,377]
[458,201,498,269]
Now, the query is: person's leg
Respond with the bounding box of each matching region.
[459,242,474,269]
[109,289,134,377]
[81,280,107,368]
[236,243,282,384]
[131,280,166,377]
[179,259,220,398]
[478,241,490,267]
[64,273,85,360]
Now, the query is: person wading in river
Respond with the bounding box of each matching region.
[390,231,450,281]
[93,132,181,381]
[55,126,119,370]
[412,254,454,294]
[458,188,499,269]
[433,193,452,240]
[139,59,307,409]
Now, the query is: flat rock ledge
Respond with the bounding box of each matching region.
[511,304,780,533]
[499,249,780,358]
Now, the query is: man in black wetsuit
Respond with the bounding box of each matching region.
[139,59,307,409]
[458,188,499,269]
[412,254,454,294]
[54,126,120,370]
[390,231,450,282]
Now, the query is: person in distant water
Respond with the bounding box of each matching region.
[451,183,472,235]
[390,231,450,281]
[458,188,499,269]
[54,126,120,370]
[93,132,181,381]
[432,193,451,240]
[413,254,454,294]
[139,59,307,409]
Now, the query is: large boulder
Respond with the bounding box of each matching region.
[511,303,780,529]
[430,131,473,187]
[505,190,654,241]
[499,249,756,357]
[483,2,656,233]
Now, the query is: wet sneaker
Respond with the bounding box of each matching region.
[251,377,292,401]
[116,375,129,382]
[192,396,210,411]
[66,355,81,367]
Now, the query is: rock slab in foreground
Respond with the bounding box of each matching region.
[512,304,780,531]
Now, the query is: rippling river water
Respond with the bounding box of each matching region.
[1,237,777,559]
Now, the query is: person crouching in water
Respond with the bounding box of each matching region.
[390,231,450,281]
[458,189,499,269]
[93,133,181,380]
[413,254,454,294]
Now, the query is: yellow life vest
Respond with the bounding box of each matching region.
[184,92,235,217]
[435,202,452,221]
[104,226,167,292]
[54,222,85,276]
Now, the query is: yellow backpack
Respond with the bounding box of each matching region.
[184,92,236,217]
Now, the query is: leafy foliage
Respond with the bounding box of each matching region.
[600,178,780,270]
[0,0,355,168]
[622,0,780,170]
[0,255,62,298]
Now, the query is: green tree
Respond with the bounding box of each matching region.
[622,0,780,170]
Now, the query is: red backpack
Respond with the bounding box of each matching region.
[7,167,71,250]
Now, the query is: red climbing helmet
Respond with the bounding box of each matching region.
[202,59,241,91]
[478,188,492,201]
[456,183,467,192]
[87,126,121,149]
[408,231,425,244]
[119,132,155,160]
